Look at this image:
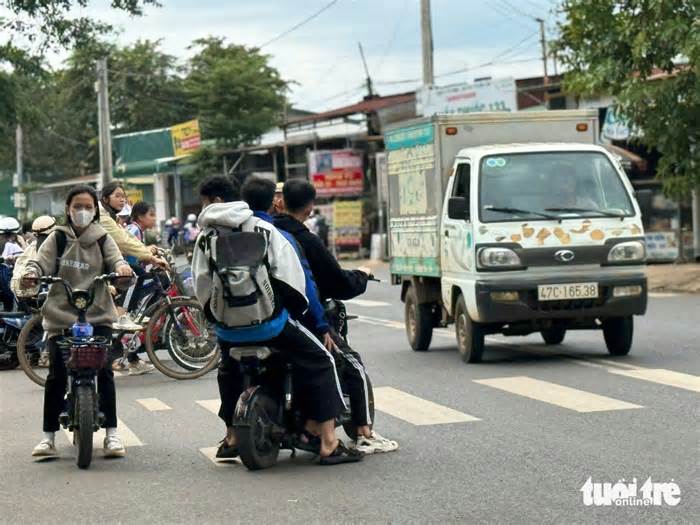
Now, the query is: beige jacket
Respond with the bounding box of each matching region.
[99,203,152,261]
[25,224,127,333]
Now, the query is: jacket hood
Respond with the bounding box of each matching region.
[56,223,108,247]
[273,214,307,235]
[198,201,254,229]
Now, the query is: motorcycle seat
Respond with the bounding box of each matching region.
[229,346,275,361]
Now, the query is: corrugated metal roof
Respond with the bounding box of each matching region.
[287,92,416,125]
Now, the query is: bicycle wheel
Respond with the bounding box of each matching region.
[163,308,217,371]
[17,315,48,387]
[144,298,219,380]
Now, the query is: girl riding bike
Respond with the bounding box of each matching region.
[22,185,134,459]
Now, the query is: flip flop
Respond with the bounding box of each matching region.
[296,430,321,454]
[319,440,364,466]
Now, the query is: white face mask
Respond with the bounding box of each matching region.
[71,209,95,227]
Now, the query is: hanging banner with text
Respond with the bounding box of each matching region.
[171,119,202,157]
[417,77,517,116]
[308,149,364,197]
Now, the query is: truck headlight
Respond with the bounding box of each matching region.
[607,241,645,263]
[478,247,521,268]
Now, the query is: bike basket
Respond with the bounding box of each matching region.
[66,346,107,369]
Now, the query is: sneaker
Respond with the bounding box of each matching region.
[104,435,126,458]
[128,359,155,376]
[350,431,399,454]
[32,438,58,457]
[215,438,239,459]
[113,314,142,332]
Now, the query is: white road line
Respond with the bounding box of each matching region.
[587,358,640,370]
[607,369,700,394]
[345,299,391,307]
[355,315,404,329]
[648,292,679,298]
[199,447,241,467]
[61,417,144,447]
[473,376,643,413]
[373,386,479,425]
[196,399,221,416]
[136,398,172,411]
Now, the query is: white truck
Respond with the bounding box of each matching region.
[385,110,647,362]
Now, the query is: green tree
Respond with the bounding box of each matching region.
[185,37,287,147]
[553,0,700,195]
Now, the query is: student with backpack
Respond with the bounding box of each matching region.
[21,185,134,458]
[192,176,362,465]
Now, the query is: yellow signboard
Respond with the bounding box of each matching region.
[171,119,202,157]
[125,188,143,205]
[333,200,363,248]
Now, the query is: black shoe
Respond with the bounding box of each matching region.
[215,438,239,459]
[319,440,364,466]
[295,431,321,454]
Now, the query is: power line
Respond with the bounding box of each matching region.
[496,0,538,21]
[258,0,341,49]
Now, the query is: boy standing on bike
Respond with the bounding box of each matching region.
[22,185,133,458]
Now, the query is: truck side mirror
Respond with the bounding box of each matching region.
[447,197,469,221]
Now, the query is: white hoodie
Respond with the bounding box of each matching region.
[192,201,308,325]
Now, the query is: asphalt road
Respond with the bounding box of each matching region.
[1,264,698,524]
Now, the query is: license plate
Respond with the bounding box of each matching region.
[537,282,599,301]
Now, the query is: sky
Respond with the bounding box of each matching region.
[5,0,562,112]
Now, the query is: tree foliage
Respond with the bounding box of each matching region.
[185,37,287,147]
[553,0,700,196]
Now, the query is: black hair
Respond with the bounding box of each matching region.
[100,181,124,202]
[131,200,154,222]
[199,175,240,203]
[241,177,276,212]
[65,185,100,224]
[283,178,316,213]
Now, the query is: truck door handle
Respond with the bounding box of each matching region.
[444,230,450,237]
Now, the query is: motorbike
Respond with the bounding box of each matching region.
[232,274,379,471]
[38,272,129,469]
[0,293,47,371]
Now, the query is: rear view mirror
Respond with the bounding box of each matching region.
[447,197,469,221]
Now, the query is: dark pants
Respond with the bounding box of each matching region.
[43,326,117,432]
[217,319,345,426]
[330,328,372,427]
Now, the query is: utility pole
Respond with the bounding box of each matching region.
[357,42,374,97]
[420,0,434,86]
[536,17,549,109]
[96,58,113,190]
[15,124,24,220]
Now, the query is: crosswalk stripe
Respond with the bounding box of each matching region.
[196,399,221,416]
[136,398,172,411]
[345,299,391,307]
[199,447,241,467]
[373,386,479,425]
[607,368,700,393]
[473,376,643,413]
[61,417,143,447]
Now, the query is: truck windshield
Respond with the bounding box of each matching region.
[479,152,635,223]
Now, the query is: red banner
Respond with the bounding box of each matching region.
[308,150,364,197]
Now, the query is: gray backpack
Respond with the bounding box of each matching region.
[201,220,276,327]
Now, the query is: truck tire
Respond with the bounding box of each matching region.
[455,295,485,363]
[405,286,433,352]
[602,317,633,356]
[541,324,566,345]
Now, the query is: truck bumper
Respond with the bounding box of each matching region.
[474,271,647,324]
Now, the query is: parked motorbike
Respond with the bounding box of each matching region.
[0,295,47,371]
[36,273,130,469]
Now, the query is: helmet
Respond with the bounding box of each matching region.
[187,213,197,222]
[31,215,56,234]
[165,219,172,227]
[117,204,132,217]
[0,217,21,234]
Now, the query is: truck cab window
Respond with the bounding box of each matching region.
[453,163,470,199]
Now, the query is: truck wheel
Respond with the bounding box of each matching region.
[602,317,633,356]
[405,286,433,352]
[541,324,566,345]
[455,295,485,363]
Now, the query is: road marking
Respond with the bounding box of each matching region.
[196,399,221,416]
[473,376,643,413]
[355,315,404,329]
[199,447,241,467]
[136,398,172,411]
[345,299,391,307]
[373,386,479,425]
[648,292,679,298]
[61,417,143,447]
[607,368,700,393]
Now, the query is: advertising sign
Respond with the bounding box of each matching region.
[308,149,364,197]
[333,200,363,249]
[417,77,517,116]
[602,106,631,141]
[171,119,202,157]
